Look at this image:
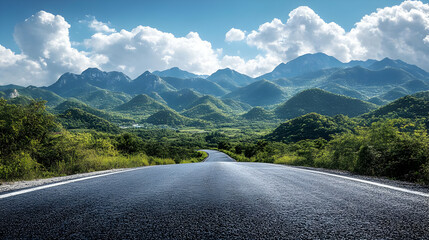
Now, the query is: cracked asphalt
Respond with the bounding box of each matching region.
[0,150,428,239]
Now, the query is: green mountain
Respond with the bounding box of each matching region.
[6,96,33,105]
[182,103,233,123]
[379,87,409,101]
[74,89,132,110]
[223,80,287,106]
[221,98,252,113]
[328,66,416,87]
[259,53,345,80]
[241,107,275,121]
[129,71,175,94]
[114,94,168,114]
[153,67,200,79]
[275,89,377,119]
[266,113,356,143]
[185,95,232,113]
[162,77,228,96]
[207,68,255,90]
[159,89,201,111]
[55,99,132,123]
[58,108,120,133]
[2,86,64,107]
[319,83,366,100]
[367,57,429,79]
[146,109,207,127]
[362,92,429,119]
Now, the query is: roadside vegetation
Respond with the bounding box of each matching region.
[0,99,207,181]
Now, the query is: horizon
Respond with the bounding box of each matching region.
[1,0,429,87]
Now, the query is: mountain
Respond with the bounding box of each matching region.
[259,53,378,80]
[159,89,201,111]
[54,99,132,123]
[0,84,25,91]
[146,109,207,127]
[75,89,132,110]
[260,53,345,80]
[3,86,64,107]
[207,68,255,90]
[327,66,417,87]
[58,108,120,133]
[367,58,429,79]
[153,67,200,79]
[274,89,377,119]
[379,87,409,101]
[114,94,168,114]
[266,113,356,143]
[185,95,233,113]
[80,68,132,92]
[223,80,287,106]
[241,107,275,121]
[46,72,100,97]
[162,77,228,96]
[362,92,429,119]
[129,71,175,94]
[221,99,252,113]
[182,102,233,123]
[319,83,366,100]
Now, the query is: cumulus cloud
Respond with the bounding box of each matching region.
[238,0,429,73]
[225,28,246,42]
[2,1,429,86]
[84,26,221,76]
[0,10,102,86]
[80,16,116,33]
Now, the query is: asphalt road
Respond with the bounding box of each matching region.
[0,150,428,239]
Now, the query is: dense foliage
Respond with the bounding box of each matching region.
[0,100,207,181]
[266,113,356,143]
[274,88,377,119]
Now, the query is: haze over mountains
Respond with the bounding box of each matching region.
[1,52,429,129]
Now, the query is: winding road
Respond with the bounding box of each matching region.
[0,150,428,239]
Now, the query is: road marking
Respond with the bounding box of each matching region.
[0,168,140,200]
[290,167,429,198]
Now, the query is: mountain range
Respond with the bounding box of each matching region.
[1,52,429,129]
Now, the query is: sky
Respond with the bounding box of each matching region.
[1,0,429,86]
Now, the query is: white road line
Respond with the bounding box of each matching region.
[0,168,140,200]
[289,166,429,198]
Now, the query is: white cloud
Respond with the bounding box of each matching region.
[239,1,429,73]
[2,1,429,87]
[225,28,246,42]
[80,16,116,33]
[4,10,102,86]
[84,27,221,77]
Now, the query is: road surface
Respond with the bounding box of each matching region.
[0,150,428,239]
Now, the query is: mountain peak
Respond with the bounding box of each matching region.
[81,68,103,75]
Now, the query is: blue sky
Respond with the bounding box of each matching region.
[1,0,429,86]
[0,0,406,58]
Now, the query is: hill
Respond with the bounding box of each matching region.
[182,103,233,123]
[146,109,207,127]
[223,80,287,106]
[367,58,429,79]
[162,77,228,96]
[260,53,344,80]
[153,67,200,79]
[54,99,131,123]
[266,113,356,143]
[159,89,201,111]
[362,92,429,119]
[114,94,168,114]
[58,108,120,133]
[241,107,275,121]
[75,89,132,110]
[275,89,377,119]
[3,86,64,107]
[129,71,175,94]
[207,68,254,90]
[185,95,232,113]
